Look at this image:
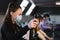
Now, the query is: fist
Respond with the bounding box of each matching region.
[28,19,39,29]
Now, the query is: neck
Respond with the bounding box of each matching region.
[11,17,15,24]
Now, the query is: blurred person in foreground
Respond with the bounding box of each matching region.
[1,2,39,40]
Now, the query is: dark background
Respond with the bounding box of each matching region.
[0,0,60,15]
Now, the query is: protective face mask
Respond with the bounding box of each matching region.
[14,15,22,26]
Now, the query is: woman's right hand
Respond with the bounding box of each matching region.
[28,18,39,29]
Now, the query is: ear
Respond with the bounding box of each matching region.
[10,12,13,16]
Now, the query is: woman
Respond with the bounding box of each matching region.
[33,14,52,40]
[1,2,39,40]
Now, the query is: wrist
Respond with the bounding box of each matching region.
[46,36,50,39]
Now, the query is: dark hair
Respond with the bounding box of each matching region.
[9,3,21,12]
[4,2,21,23]
[43,14,49,18]
[34,13,43,22]
[43,14,51,21]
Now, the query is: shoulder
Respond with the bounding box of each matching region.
[1,22,9,31]
[40,21,43,25]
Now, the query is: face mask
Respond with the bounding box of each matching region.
[14,15,22,26]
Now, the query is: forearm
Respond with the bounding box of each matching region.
[37,31,46,40]
[42,25,51,29]
[39,29,50,39]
